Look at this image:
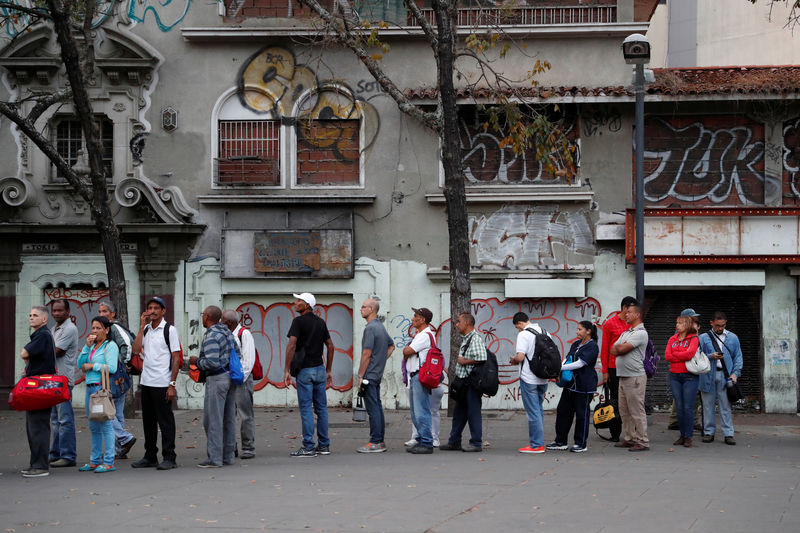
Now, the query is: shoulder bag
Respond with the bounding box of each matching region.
[685,335,711,375]
[89,363,117,422]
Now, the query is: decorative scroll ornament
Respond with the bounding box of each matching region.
[115,176,197,223]
[0,176,35,207]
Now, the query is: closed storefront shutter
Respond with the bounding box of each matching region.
[643,290,762,411]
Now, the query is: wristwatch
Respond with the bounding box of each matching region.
[169,381,176,387]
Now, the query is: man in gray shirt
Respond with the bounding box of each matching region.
[49,299,80,467]
[610,304,650,452]
[356,299,394,453]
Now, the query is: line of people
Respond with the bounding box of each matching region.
[18,293,744,477]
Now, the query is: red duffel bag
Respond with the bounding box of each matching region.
[9,374,70,411]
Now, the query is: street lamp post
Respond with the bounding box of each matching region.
[622,34,651,304]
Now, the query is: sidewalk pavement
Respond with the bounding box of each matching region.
[0,407,797,533]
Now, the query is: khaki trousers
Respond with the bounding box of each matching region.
[618,375,649,446]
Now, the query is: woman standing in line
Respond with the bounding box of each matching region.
[77,316,119,473]
[665,315,700,448]
[546,321,600,453]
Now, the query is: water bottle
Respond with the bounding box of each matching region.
[726,377,734,389]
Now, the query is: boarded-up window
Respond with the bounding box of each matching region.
[217,119,280,185]
[296,119,360,186]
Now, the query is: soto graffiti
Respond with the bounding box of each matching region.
[236,301,354,392]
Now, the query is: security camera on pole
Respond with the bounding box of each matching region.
[622,33,651,305]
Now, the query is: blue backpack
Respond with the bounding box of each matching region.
[228,337,245,385]
[643,339,659,378]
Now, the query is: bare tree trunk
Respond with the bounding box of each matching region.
[432,0,472,416]
[47,0,129,326]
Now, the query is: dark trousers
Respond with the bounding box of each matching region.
[607,368,621,439]
[447,383,483,448]
[363,380,385,444]
[26,408,51,470]
[141,385,176,462]
[555,388,593,448]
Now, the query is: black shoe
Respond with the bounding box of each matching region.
[667,422,679,431]
[156,459,177,470]
[724,436,736,446]
[462,445,482,452]
[119,437,136,458]
[439,443,461,451]
[314,445,331,455]
[406,445,433,454]
[702,434,714,443]
[131,457,158,468]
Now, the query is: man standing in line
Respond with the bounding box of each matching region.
[222,309,257,459]
[356,299,394,453]
[402,307,437,455]
[610,304,650,452]
[48,299,79,468]
[97,301,137,459]
[284,293,334,458]
[698,311,743,445]
[599,296,637,441]
[191,306,237,467]
[440,312,486,453]
[131,296,180,470]
[21,306,57,477]
[510,312,549,454]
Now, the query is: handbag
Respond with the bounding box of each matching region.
[708,332,744,403]
[9,339,70,411]
[593,385,622,441]
[449,375,468,402]
[289,347,306,378]
[189,363,206,383]
[685,344,711,375]
[89,364,117,422]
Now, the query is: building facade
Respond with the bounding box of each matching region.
[1,0,797,413]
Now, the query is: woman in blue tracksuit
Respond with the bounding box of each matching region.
[547,321,600,453]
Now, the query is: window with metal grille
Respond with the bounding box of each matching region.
[53,117,113,181]
[296,119,360,186]
[216,119,281,185]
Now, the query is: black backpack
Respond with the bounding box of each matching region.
[525,326,562,379]
[469,349,500,397]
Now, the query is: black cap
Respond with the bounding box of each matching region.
[412,307,433,324]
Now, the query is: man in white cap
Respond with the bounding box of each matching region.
[284,293,334,457]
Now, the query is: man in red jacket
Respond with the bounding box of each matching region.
[599,296,637,442]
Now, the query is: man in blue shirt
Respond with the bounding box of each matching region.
[698,311,743,445]
[356,299,394,453]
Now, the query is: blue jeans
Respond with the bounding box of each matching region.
[112,393,135,453]
[85,384,115,466]
[448,383,483,448]
[409,375,433,447]
[701,370,735,437]
[670,372,700,438]
[363,380,385,444]
[521,381,548,448]
[49,385,76,462]
[296,365,330,450]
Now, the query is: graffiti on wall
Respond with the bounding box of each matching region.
[43,287,110,339]
[784,117,800,202]
[236,301,354,392]
[468,205,594,269]
[641,116,766,206]
[1,0,191,38]
[387,297,602,401]
[459,112,579,185]
[237,45,380,154]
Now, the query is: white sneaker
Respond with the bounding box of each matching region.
[404,439,418,447]
[433,439,440,448]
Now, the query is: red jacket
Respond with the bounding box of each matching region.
[664,333,699,374]
[600,312,629,373]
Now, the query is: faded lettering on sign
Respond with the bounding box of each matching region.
[254,231,321,273]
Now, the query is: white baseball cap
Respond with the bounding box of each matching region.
[293,292,316,307]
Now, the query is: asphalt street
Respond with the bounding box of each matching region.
[0,407,798,533]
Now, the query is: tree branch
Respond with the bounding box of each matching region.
[403,0,439,51]
[0,100,92,198]
[298,0,440,131]
[0,1,50,19]
[25,87,72,124]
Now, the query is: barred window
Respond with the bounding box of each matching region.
[53,117,113,181]
[216,119,281,185]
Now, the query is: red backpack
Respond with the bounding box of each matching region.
[237,328,263,381]
[418,332,445,389]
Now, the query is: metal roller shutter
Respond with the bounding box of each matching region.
[642,290,762,412]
